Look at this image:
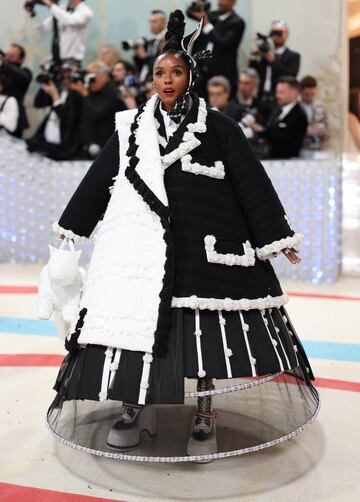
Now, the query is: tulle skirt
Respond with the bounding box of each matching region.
[47,306,320,462]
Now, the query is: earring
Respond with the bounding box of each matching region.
[152,81,155,89]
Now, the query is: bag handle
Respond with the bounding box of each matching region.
[59,238,76,253]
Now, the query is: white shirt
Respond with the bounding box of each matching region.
[0,95,19,133]
[278,101,297,121]
[44,89,68,144]
[263,45,287,93]
[38,2,93,61]
[159,104,179,139]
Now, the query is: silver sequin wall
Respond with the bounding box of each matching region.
[0,132,343,282]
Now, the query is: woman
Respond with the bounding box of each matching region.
[47,11,319,462]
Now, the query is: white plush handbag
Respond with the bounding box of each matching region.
[38,239,86,338]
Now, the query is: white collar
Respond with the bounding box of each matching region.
[279,101,297,120]
[159,103,179,139]
[275,46,287,55]
[219,10,233,21]
[154,29,166,41]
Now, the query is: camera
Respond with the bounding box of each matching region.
[69,70,87,84]
[24,0,58,17]
[71,71,96,87]
[122,38,148,51]
[255,29,284,55]
[187,1,211,13]
[0,49,5,58]
[255,33,272,54]
[35,60,62,84]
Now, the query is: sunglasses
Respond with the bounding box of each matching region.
[272,18,288,25]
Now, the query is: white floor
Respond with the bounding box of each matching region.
[0,264,359,502]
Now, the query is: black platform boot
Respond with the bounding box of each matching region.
[186,378,217,462]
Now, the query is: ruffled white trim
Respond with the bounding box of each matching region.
[154,117,168,148]
[204,235,255,267]
[256,233,303,261]
[52,222,90,243]
[162,98,207,170]
[171,293,289,311]
[181,155,225,179]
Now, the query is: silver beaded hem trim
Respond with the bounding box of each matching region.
[184,372,281,398]
[46,387,320,463]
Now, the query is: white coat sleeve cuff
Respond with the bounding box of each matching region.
[255,233,303,260]
[52,222,90,243]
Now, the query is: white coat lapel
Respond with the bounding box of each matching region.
[162,96,207,170]
[135,94,168,207]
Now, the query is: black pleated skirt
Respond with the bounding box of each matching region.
[53,306,314,405]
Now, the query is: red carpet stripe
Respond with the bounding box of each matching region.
[0,285,38,294]
[0,354,64,366]
[0,482,123,502]
[313,377,360,392]
[0,353,359,392]
[288,291,360,302]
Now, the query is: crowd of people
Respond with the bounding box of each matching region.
[0,0,330,160]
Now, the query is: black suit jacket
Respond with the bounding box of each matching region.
[250,48,300,96]
[192,10,245,95]
[79,82,125,152]
[262,102,307,159]
[218,101,244,122]
[27,90,83,159]
[0,60,32,135]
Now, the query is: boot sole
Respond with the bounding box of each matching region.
[106,428,157,452]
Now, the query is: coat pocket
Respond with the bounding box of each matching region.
[204,235,256,267]
[181,154,225,179]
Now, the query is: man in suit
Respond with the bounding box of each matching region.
[27,68,82,160]
[249,20,300,106]
[0,43,32,137]
[70,61,126,158]
[188,0,246,98]
[133,10,167,84]
[207,75,244,121]
[251,76,307,159]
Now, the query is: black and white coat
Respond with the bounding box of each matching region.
[53,93,302,358]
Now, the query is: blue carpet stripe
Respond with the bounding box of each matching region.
[0,316,58,337]
[0,316,360,362]
[301,340,360,363]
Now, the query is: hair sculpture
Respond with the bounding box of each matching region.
[159,10,211,122]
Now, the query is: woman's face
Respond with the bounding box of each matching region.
[153,53,190,111]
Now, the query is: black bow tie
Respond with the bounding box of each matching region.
[67,5,75,12]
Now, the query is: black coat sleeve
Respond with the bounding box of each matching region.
[56,132,120,239]
[208,17,245,51]
[225,121,296,252]
[271,51,301,78]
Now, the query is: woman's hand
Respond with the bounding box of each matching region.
[282,248,301,264]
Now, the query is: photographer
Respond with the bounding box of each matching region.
[29,0,93,64]
[0,75,20,136]
[26,67,82,159]
[0,44,32,137]
[128,10,167,83]
[187,0,245,98]
[112,60,137,110]
[249,20,300,103]
[70,61,125,158]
